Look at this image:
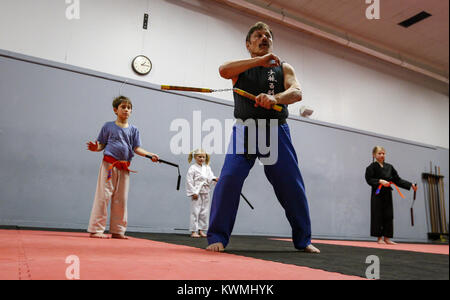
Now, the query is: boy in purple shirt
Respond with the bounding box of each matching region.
[86,96,159,239]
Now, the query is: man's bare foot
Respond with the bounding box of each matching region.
[191,232,201,238]
[303,244,320,253]
[198,230,207,238]
[111,233,128,239]
[206,242,224,252]
[384,238,396,245]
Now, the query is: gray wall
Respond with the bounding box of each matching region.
[0,0,448,148]
[0,50,448,242]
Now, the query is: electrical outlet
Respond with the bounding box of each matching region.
[143,13,149,30]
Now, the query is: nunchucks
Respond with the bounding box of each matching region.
[239,192,255,210]
[146,155,181,191]
[213,179,254,210]
[411,183,417,226]
[160,85,283,112]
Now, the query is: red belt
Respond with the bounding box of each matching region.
[103,155,136,180]
[376,182,405,199]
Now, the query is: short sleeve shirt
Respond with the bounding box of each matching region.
[97,121,141,162]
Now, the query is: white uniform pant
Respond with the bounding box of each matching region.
[189,193,210,232]
[88,161,129,235]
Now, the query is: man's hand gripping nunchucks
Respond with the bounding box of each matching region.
[145,155,182,191]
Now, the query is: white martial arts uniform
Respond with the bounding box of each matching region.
[185,163,216,232]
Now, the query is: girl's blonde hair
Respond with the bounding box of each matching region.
[372,146,386,162]
[188,149,210,165]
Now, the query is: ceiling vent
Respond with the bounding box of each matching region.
[398,11,432,28]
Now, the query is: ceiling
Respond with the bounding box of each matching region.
[215,0,449,82]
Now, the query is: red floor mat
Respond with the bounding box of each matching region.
[0,229,365,280]
[270,238,449,255]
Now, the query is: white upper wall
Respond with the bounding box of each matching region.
[0,0,448,148]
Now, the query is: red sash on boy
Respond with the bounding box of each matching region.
[103,155,137,181]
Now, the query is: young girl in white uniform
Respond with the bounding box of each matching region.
[185,149,218,238]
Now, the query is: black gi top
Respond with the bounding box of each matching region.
[365,162,412,195]
[233,63,288,122]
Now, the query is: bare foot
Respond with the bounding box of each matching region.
[198,230,207,238]
[90,233,109,239]
[206,242,225,252]
[377,238,386,244]
[384,238,396,245]
[111,234,128,239]
[303,244,320,253]
[191,232,201,238]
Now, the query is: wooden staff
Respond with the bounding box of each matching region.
[438,167,448,234]
[429,162,436,233]
[427,164,432,232]
[423,177,431,232]
[434,164,440,232]
[433,165,439,232]
[435,166,443,232]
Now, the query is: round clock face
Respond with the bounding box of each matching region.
[132,55,152,75]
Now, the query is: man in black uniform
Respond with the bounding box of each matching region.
[206,22,320,253]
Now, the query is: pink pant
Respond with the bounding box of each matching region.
[88,160,129,235]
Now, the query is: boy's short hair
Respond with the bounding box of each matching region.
[246,22,274,42]
[113,96,132,109]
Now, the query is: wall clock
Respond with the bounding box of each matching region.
[132,55,152,75]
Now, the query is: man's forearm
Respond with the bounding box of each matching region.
[274,86,302,105]
[219,57,261,79]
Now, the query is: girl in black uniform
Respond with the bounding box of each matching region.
[365,146,417,244]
